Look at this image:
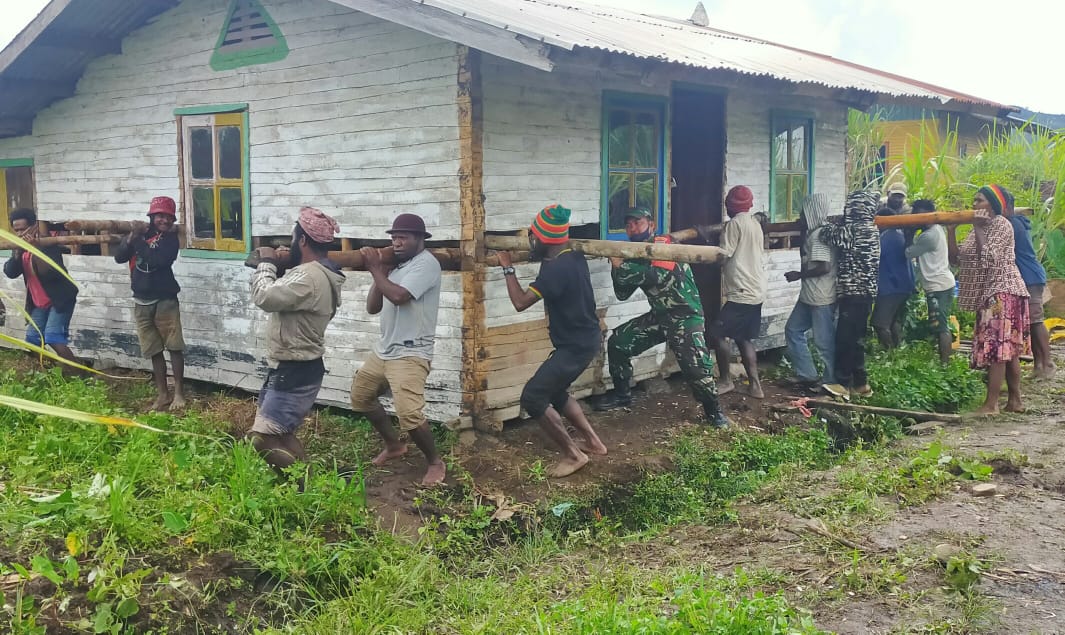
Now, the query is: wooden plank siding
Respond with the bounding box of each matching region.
[0,0,469,423]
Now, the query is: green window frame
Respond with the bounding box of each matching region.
[770,112,815,221]
[0,158,35,235]
[175,105,252,259]
[601,93,668,240]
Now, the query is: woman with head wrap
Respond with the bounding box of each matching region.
[958,185,1031,414]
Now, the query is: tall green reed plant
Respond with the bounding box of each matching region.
[846,109,886,191]
[884,114,960,203]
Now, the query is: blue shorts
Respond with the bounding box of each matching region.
[25,305,73,347]
[250,358,326,436]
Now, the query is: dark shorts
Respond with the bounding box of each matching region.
[709,302,762,342]
[926,289,955,335]
[251,358,326,436]
[520,346,598,418]
[871,294,910,329]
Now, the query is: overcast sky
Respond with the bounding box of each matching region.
[2,0,1062,113]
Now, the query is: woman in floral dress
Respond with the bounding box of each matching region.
[957,185,1031,414]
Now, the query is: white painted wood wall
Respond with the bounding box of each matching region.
[0,0,466,421]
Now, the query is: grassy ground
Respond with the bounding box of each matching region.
[1,344,1061,634]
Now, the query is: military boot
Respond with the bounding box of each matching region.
[593,384,633,411]
[701,401,731,429]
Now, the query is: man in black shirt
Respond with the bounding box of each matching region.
[497,204,607,477]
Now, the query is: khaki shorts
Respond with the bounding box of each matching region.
[134,298,185,358]
[350,352,430,432]
[1028,284,1046,323]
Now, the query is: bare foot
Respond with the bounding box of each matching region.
[747,383,765,399]
[972,404,999,416]
[718,380,735,395]
[420,460,446,486]
[1004,401,1025,413]
[1034,365,1057,379]
[150,396,172,412]
[168,394,187,412]
[372,444,407,467]
[577,437,608,456]
[547,451,589,478]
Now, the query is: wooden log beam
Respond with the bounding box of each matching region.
[0,234,120,250]
[64,220,152,233]
[875,208,1033,229]
[484,235,726,264]
[244,246,465,271]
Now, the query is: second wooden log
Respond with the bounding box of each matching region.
[484,235,726,264]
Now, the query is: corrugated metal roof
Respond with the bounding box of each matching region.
[0,0,1009,140]
[417,0,1008,108]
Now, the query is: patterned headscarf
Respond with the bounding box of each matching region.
[801,192,831,229]
[844,190,880,223]
[297,206,340,244]
[979,184,1008,215]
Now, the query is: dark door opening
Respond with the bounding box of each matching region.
[669,86,726,324]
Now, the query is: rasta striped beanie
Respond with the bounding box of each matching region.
[979,184,1008,215]
[530,204,571,244]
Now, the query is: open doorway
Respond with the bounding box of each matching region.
[669,86,726,324]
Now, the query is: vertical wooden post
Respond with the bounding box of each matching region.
[457,46,495,432]
[99,231,110,257]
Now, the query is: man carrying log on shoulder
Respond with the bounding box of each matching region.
[709,185,767,398]
[496,204,608,478]
[904,199,956,364]
[114,196,186,411]
[4,208,80,369]
[591,206,730,428]
[350,213,447,487]
[247,207,345,483]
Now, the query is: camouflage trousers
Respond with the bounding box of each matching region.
[607,312,720,410]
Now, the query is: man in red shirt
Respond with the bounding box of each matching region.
[4,208,80,366]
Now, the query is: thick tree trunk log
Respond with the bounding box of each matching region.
[63,220,154,234]
[483,235,726,264]
[242,247,526,271]
[0,234,121,250]
[875,208,1032,229]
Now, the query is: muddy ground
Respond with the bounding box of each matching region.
[345,366,1065,634]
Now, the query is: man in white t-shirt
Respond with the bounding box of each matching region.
[905,199,956,364]
[351,213,445,486]
[784,193,838,387]
[709,185,767,398]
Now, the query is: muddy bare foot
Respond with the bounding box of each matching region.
[420,460,446,486]
[972,404,1000,416]
[168,394,187,412]
[372,444,408,467]
[718,380,735,395]
[747,383,765,399]
[1034,365,1057,379]
[150,396,172,412]
[577,437,608,455]
[1004,401,1025,413]
[548,451,589,478]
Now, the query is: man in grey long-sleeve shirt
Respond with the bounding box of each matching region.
[904,199,956,364]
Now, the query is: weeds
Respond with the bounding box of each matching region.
[865,342,983,413]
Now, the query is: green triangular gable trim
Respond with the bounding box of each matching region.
[210,0,289,72]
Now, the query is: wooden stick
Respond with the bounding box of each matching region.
[0,234,121,250]
[776,398,963,423]
[484,235,727,264]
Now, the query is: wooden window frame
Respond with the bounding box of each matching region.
[600,92,669,241]
[0,158,36,237]
[769,111,815,222]
[175,105,251,258]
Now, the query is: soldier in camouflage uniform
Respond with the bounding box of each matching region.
[593,208,730,428]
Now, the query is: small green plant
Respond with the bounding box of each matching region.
[944,554,983,593]
[865,342,983,413]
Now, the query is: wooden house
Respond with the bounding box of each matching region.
[0,0,1013,430]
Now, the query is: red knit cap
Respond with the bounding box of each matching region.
[725,186,754,214]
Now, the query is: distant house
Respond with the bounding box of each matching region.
[0,0,1013,429]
